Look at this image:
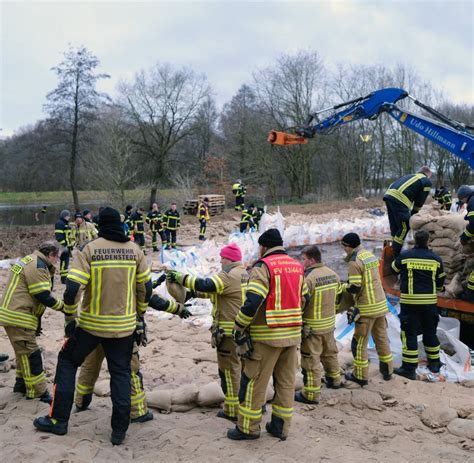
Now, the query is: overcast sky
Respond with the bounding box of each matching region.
[1,0,472,137]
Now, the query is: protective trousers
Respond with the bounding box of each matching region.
[199,219,207,240]
[59,249,70,282]
[399,304,440,371]
[301,331,341,401]
[49,327,134,434]
[166,230,177,248]
[151,232,158,251]
[237,342,297,437]
[351,315,393,381]
[75,343,148,419]
[384,198,411,256]
[216,336,241,418]
[235,196,244,211]
[134,233,145,252]
[4,326,47,398]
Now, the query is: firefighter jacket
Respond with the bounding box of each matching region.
[343,246,388,317]
[240,208,255,225]
[461,193,474,242]
[0,251,65,331]
[196,203,210,221]
[391,245,446,305]
[232,183,246,198]
[75,221,98,247]
[124,210,133,233]
[383,173,432,212]
[146,210,163,232]
[55,218,74,249]
[164,209,181,230]
[182,262,249,336]
[64,238,152,338]
[149,293,185,315]
[303,263,341,334]
[433,187,452,210]
[130,211,145,235]
[234,247,309,347]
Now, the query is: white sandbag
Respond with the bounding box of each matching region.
[147,389,172,413]
[171,403,196,412]
[421,406,458,428]
[94,379,110,397]
[196,382,224,407]
[171,384,199,405]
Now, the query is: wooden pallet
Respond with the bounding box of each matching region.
[183,194,226,216]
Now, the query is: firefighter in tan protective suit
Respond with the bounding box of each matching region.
[74,292,192,422]
[295,245,342,405]
[167,243,248,422]
[0,242,74,403]
[34,207,153,446]
[74,212,98,247]
[340,233,393,386]
[227,229,310,441]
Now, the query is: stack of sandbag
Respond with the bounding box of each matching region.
[410,207,469,296]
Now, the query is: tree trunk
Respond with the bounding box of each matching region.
[149,186,157,208]
[71,117,80,211]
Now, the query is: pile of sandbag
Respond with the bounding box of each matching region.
[410,207,471,297]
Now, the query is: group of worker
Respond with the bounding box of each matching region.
[0,170,471,446]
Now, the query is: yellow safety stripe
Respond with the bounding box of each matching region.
[266,308,302,326]
[210,275,225,294]
[249,324,301,341]
[28,281,51,294]
[272,404,293,419]
[400,293,437,305]
[51,299,63,311]
[246,282,268,298]
[0,306,38,330]
[68,269,90,285]
[218,321,234,336]
[3,273,21,308]
[378,353,393,363]
[391,261,400,273]
[385,189,413,209]
[137,301,148,313]
[235,311,254,327]
[76,383,94,395]
[136,268,151,283]
[64,302,79,314]
[78,312,136,333]
[303,315,336,330]
[166,300,178,314]
[355,299,387,316]
[354,335,367,380]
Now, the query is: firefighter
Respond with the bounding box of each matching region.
[340,233,393,386]
[146,203,163,252]
[227,229,309,441]
[458,185,474,302]
[83,209,93,223]
[253,207,264,231]
[232,180,246,211]
[33,207,152,446]
[92,207,104,229]
[391,230,446,379]
[295,245,342,405]
[74,212,98,247]
[74,292,191,422]
[124,205,133,236]
[197,197,210,241]
[167,243,249,422]
[55,209,74,284]
[0,242,72,403]
[131,207,146,253]
[164,203,181,249]
[433,186,452,211]
[239,204,255,233]
[383,166,433,256]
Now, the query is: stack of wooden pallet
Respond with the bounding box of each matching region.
[183,194,226,216]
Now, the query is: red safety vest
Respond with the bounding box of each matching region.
[260,253,304,328]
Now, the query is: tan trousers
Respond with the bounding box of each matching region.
[4,326,47,398]
[238,342,297,437]
[352,315,393,381]
[301,331,341,401]
[75,342,148,419]
[216,336,241,417]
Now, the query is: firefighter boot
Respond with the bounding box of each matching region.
[344,372,368,386]
[295,391,319,405]
[33,416,68,435]
[324,376,341,389]
[379,362,392,381]
[227,426,260,440]
[13,377,26,394]
[111,431,126,445]
[131,411,154,423]
[75,393,93,412]
[217,409,237,423]
[428,361,441,374]
[394,365,416,381]
[27,391,53,404]
[265,416,287,441]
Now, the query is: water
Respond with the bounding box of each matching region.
[0,201,109,227]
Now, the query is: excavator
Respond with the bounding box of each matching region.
[268,88,474,344]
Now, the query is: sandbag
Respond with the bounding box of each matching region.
[196,382,224,407]
[166,280,187,304]
[430,238,462,251]
[410,214,433,230]
[437,215,467,233]
[94,379,110,397]
[171,403,196,412]
[171,384,199,405]
[147,389,172,413]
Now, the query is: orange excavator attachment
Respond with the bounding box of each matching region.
[267,130,308,145]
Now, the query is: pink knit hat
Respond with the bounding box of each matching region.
[220,243,242,262]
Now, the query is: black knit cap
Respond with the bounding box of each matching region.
[98,207,129,242]
[258,228,283,248]
[341,232,361,248]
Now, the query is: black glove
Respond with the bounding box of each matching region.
[176,303,192,319]
[152,273,167,289]
[35,318,43,337]
[233,329,254,359]
[460,235,469,245]
[211,326,225,349]
[64,319,76,337]
[134,316,148,347]
[347,307,361,324]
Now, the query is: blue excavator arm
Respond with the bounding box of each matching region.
[268,87,474,168]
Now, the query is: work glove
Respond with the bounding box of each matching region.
[302,325,312,339]
[35,318,43,337]
[64,319,76,338]
[460,235,469,245]
[347,307,361,324]
[176,303,192,319]
[166,271,186,285]
[134,316,148,347]
[152,273,167,289]
[210,326,225,349]
[233,329,254,359]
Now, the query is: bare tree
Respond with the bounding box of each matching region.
[118,63,212,206]
[44,46,110,209]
